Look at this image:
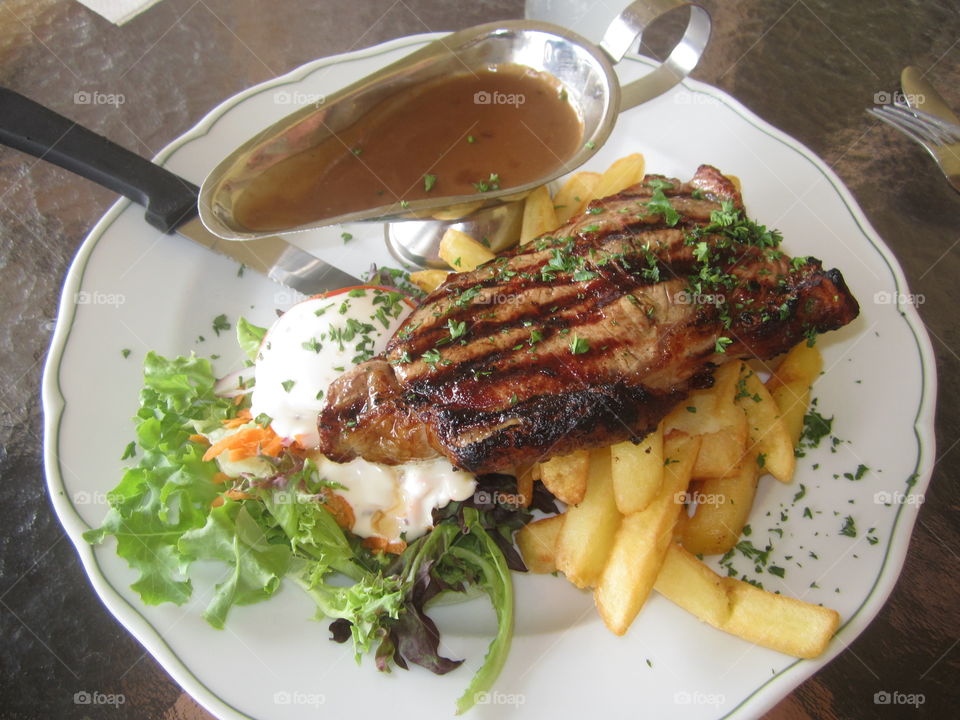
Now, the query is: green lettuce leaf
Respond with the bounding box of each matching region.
[451,508,514,714]
[236,317,267,362]
[178,500,291,628]
[84,352,233,605]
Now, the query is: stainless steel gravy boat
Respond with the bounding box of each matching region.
[198,0,710,261]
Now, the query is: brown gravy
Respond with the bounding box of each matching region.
[234,65,583,231]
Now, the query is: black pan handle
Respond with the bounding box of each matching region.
[0,87,198,233]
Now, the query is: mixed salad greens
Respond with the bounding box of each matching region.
[85,322,555,714]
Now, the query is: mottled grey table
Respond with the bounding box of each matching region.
[1,1,957,718]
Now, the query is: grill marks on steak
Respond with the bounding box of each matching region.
[318,165,860,473]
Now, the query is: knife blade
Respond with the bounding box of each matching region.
[900,66,960,187]
[0,87,360,294]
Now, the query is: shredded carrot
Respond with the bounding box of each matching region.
[362,536,408,555]
[225,489,255,501]
[211,472,231,485]
[321,494,356,530]
[211,495,225,508]
[189,434,210,446]
[203,424,284,463]
[222,408,253,429]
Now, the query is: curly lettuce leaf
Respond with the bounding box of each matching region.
[84,352,232,605]
[178,500,291,628]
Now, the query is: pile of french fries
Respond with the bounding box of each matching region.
[411,154,840,659]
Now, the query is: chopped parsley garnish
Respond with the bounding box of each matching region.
[473,173,501,192]
[569,335,590,355]
[842,464,869,481]
[121,348,131,359]
[281,379,295,393]
[212,314,230,336]
[446,319,467,341]
[796,408,833,456]
[839,515,857,538]
[644,188,680,226]
[421,349,442,367]
[423,174,437,192]
[302,338,322,353]
[341,232,353,243]
[714,336,733,353]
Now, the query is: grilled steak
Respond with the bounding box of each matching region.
[319,165,859,473]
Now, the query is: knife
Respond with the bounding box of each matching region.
[0,87,360,294]
[900,66,960,185]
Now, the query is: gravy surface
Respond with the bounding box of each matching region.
[234,65,583,231]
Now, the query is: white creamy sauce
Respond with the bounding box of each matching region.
[251,290,408,448]
[247,288,477,543]
[313,455,476,541]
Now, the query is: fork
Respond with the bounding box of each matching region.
[867,104,960,193]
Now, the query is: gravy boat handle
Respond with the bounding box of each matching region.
[601,0,712,112]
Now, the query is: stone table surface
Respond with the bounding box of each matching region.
[1,0,957,718]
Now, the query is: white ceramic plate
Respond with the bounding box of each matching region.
[43,33,936,720]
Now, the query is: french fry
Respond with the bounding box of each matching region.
[594,434,701,635]
[767,342,823,390]
[408,269,449,294]
[654,545,839,658]
[431,200,484,221]
[723,574,840,658]
[520,185,559,245]
[438,228,495,271]
[680,456,760,556]
[766,343,823,448]
[611,423,664,514]
[555,448,621,589]
[654,542,731,628]
[736,365,795,483]
[539,449,590,505]
[665,361,748,479]
[517,514,565,574]
[770,379,810,448]
[554,171,601,224]
[591,153,646,204]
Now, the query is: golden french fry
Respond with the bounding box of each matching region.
[611,423,664,514]
[591,153,646,204]
[665,361,748,479]
[736,365,795,483]
[431,200,484,221]
[555,448,621,589]
[680,456,760,556]
[655,544,840,658]
[770,379,810,449]
[723,574,840,658]
[517,514,565,574]
[554,171,601,224]
[654,542,731,628]
[767,342,823,390]
[520,185,559,245]
[539,449,589,505]
[408,269,449,294]
[594,434,701,635]
[766,342,822,449]
[438,228,495,271]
